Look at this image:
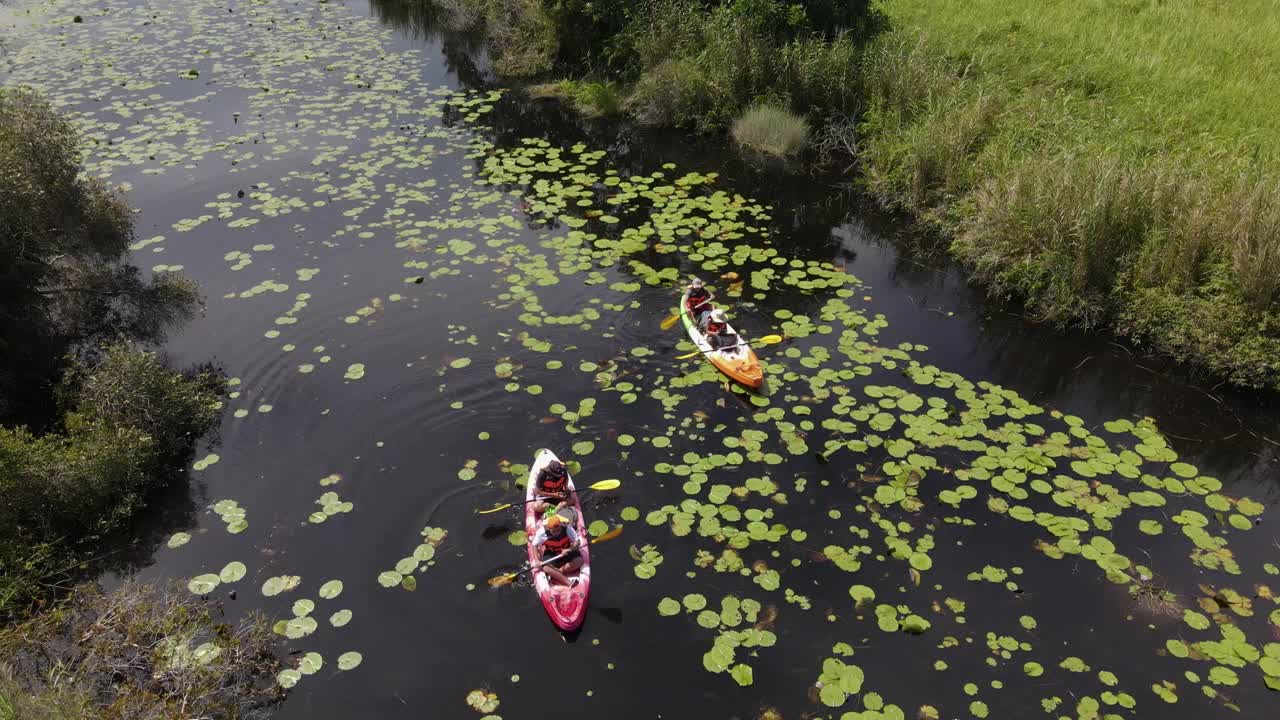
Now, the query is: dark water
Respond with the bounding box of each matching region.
[4,1,1279,719]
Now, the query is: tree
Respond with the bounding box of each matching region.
[0,88,199,424]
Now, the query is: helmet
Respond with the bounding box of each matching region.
[545,514,564,528]
[689,277,703,289]
[710,309,727,323]
[544,459,566,477]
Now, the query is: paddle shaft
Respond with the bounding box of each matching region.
[515,546,577,579]
[504,528,604,581]
[519,485,589,509]
[678,339,750,359]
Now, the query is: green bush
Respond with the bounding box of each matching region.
[0,88,199,423]
[776,34,862,115]
[485,0,558,76]
[559,80,626,117]
[731,104,810,156]
[0,346,220,544]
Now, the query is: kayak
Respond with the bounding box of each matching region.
[680,290,764,389]
[524,449,590,631]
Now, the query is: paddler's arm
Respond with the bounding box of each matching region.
[532,529,548,559]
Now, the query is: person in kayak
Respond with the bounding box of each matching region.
[706,308,747,351]
[705,309,740,351]
[533,513,583,587]
[532,458,574,519]
[686,277,715,327]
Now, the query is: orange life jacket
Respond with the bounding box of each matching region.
[544,529,573,554]
[538,470,567,494]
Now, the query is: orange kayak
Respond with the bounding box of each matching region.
[679,291,763,389]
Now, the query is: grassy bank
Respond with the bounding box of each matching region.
[429,0,1280,391]
[861,0,1280,389]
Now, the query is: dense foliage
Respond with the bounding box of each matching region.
[0,88,199,424]
[0,88,219,620]
[0,85,254,720]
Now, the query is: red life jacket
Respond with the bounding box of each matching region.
[544,529,573,554]
[538,470,567,494]
[705,320,726,335]
[687,290,710,312]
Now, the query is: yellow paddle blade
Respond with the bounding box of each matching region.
[488,572,519,587]
[758,334,784,344]
[660,312,680,330]
[590,525,623,544]
[475,502,514,515]
[675,348,703,360]
[588,479,621,491]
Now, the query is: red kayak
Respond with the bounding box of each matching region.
[524,449,590,631]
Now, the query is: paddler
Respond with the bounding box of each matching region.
[533,513,583,587]
[686,277,715,327]
[531,459,575,522]
[705,309,739,350]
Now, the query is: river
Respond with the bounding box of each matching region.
[3,1,1278,718]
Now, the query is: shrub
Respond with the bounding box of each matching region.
[1224,176,1280,309]
[629,58,716,128]
[0,88,199,423]
[861,90,1001,219]
[484,0,558,76]
[0,346,221,545]
[777,33,863,116]
[526,79,626,117]
[731,104,810,156]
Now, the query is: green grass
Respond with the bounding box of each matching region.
[879,0,1280,161]
[856,0,1280,389]
[528,80,626,117]
[731,104,810,156]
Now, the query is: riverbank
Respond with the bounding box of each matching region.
[444,0,1280,392]
[0,87,282,717]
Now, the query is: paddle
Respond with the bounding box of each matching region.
[676,334,783,360]
[488,525,623,587]
[475,479,621,515]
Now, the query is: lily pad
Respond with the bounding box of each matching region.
[299,652,323,675]
[319,580,344,599]
[219,561,247,583]
[187,573,220,595]
[337,651,363,671]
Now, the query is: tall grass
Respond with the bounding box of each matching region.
[852,2,1280,388]
[732,104,810,156]
[879,0,1280,161]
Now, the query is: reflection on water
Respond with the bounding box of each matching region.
[364,0,492,86]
